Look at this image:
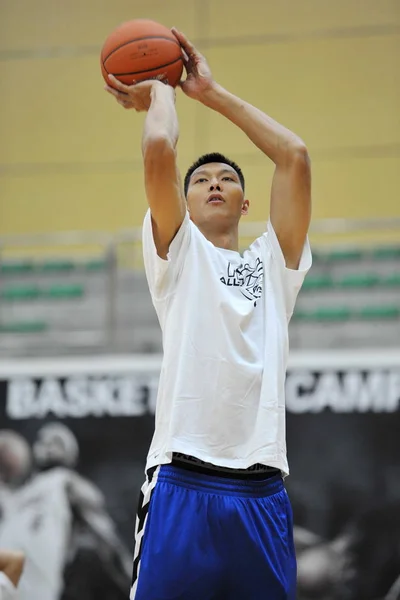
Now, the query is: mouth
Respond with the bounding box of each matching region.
[207,194,225,204]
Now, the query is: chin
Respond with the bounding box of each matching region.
[37,459,66,472]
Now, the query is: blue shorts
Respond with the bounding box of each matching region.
[130,464,296,600]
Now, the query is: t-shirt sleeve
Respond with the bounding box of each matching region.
[142,209,192,300]
[0,573,18,600]
[264,219,312,319]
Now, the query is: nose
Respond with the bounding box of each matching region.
[208,179,222,192]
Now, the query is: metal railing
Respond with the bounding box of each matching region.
[0,216,399,356]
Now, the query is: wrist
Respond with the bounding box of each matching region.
[151,81,175,102]
[198,81,229,109]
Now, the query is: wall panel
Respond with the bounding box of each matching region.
[0,0,399,235]
[207,0,399,39]
[203,35,400,154]
[0,170,146,234]
[0,57,198,164]
[0,0,198,51]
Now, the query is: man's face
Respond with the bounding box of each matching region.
[33,425,77,469]
[186,162,249,229]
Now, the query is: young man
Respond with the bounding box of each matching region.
[106,28,311,600]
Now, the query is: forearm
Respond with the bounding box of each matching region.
[142,83,179,151]
[201,83,306,165]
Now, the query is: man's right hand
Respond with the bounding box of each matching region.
[104,76,172,112]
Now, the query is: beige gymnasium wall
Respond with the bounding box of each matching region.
[0,0,399,237]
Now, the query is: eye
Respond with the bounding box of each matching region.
[222,176,234,182]
[195,178,207,184]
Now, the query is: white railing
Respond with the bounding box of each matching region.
[0,216,399,355]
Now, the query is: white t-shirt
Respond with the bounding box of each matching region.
[0,469,72,600]
[0,573,18,600]
[143,210,312,476]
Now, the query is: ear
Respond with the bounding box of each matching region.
[241,199,250,216]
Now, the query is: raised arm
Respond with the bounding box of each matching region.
[105,76,186,259]
[172,29,311,269]
[66,471,131,589]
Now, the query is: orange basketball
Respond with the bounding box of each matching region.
[101,19,183,88]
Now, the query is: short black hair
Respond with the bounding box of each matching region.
[184,152,245,197]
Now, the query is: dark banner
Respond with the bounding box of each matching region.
[0,356,399,600]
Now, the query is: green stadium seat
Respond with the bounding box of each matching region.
[384,274,400,287]
[293,305,400,322]
[43,284,84,299]
[325,249,364,262]
[309,251,322,263]
[372,246,400,260]
[357,306,400,320]
[1,285,40,301]
[293,307,352,321]
[338,274,380,288]
[0,320,47,333]
[310,307,352,321]
[0,261,34,275]
[85,259,107,271]
[40,260,76,273]
[291,310,308,321]
[302,275,334,291]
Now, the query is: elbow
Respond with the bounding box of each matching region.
[288,140,310,168]
[274,137,310,169]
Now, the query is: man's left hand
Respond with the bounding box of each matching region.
[171,28,214,102]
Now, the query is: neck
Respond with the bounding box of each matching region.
[199,225,239,252]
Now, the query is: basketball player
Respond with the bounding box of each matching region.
[105,27,311,600]
[0,550,25,600]
[0,424,131,600]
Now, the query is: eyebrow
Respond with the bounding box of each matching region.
[191,168,238,179]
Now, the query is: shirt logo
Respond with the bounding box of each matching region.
[220,258,264,304]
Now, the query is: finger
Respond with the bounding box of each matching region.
[171,28,198,57]
[108,74,131,93]
[181,48,190,68]
[130,79,154,89]
[170,27,181,44]
[117,98,133,109]
[104,84,118,96]
[104,85,129,101]
[173,28,192,53]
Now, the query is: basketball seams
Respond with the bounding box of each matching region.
[102,35,181,64]
[105,56,182,78]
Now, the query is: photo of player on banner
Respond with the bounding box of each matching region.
[0,352,399,600]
